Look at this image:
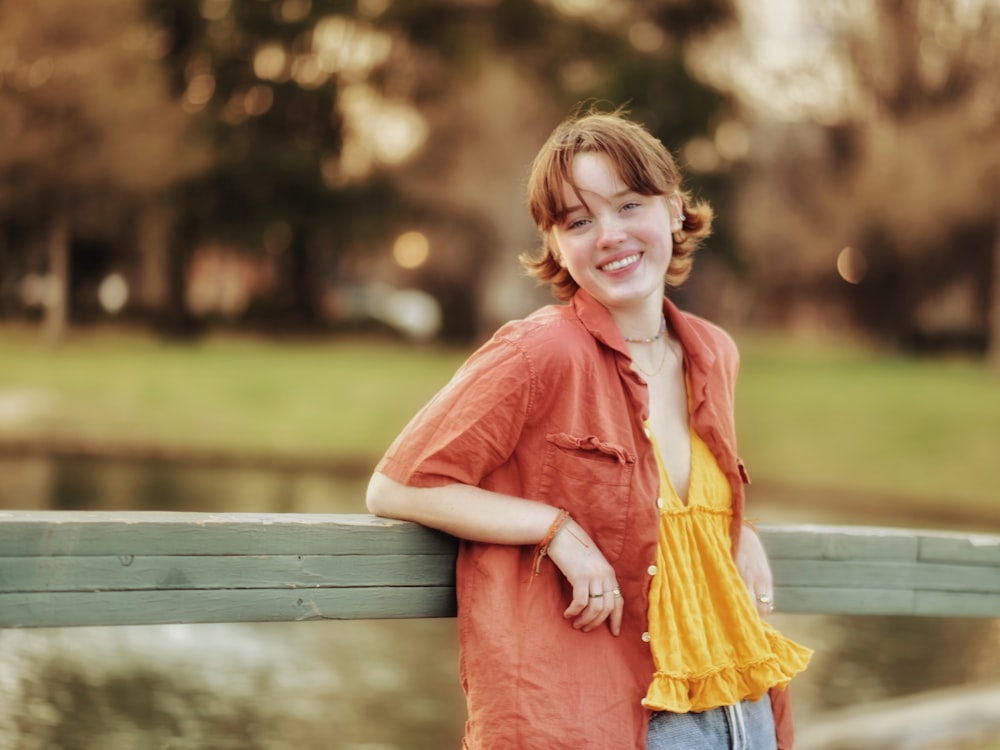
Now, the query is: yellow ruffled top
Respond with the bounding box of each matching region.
[642,427,812,713]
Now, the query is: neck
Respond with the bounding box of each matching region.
[610,296,666,344]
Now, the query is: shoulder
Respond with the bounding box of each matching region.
[494,304,597,362]
[681,311,738,351]
[678,310,740,374]
[451,305,586,393]
[477,305,608,405]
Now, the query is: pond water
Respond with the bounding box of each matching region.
[1,455,999,749]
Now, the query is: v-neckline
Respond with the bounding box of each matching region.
[646,422,694,508]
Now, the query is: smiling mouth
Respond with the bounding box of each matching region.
[600,253,640,273]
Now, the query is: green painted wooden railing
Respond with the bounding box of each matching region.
[1,511,999,628]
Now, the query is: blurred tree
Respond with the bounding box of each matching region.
[2,0,735,342]
[0,0,208,343]
[694,0,999,357]
[825,0,999,357]
[365,0,738,333]
[144,0,736,340]
[149,0,362,332]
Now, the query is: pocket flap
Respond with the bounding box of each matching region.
[546,433,635,464]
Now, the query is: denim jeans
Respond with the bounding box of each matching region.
[647,694,777,750]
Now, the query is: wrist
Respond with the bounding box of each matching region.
[533,509,571,575]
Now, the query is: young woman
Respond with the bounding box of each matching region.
[367,107,811,749]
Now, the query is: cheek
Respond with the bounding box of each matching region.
[560,244,590,275]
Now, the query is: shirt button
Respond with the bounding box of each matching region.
[656,497,664,509]
[641,632,651,643]
[647,565,658,576]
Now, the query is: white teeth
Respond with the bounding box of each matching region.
[601,254,639,272]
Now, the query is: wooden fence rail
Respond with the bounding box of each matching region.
[1,511,999,628]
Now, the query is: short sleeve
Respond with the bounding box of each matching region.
[375,336,534,489]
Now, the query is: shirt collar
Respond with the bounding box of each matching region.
[570,289,717,369]
[663,295,717,376]
[570,289,632,357]
[571,288,720,411]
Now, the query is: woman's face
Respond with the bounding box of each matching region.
[550,152,679,319]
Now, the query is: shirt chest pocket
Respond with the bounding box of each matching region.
[540,433,636,562]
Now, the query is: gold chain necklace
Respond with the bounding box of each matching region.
[630,337,669,378]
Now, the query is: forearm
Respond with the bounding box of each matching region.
[366,470,558,545]
[367,470,624,634]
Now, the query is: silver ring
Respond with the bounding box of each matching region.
[589,592,604,599]
[757,593,773,605]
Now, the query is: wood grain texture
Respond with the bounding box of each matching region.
[1,512,998,627]
[0,587,458,627]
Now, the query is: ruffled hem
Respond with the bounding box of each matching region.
[642,631,813,714]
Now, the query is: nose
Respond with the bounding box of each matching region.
[596,215,626,248]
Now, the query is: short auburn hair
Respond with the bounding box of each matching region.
[521,107,713,301]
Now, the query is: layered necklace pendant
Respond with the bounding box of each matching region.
[626,316,670,379]
[630,338,669,379]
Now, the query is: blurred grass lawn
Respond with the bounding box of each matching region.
[0,325,997,514]
[736,331,999,514]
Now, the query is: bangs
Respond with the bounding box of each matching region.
[529,114,679,230]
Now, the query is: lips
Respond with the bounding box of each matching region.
[599,253,641,273]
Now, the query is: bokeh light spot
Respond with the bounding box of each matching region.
[244,85,274,116]
[253,44,289,81]
[714,120,750,161]
[199,0,231,21]
[628,21,665,53]
[393,231,430,270]
[184,73,215,109]
[683,137,720,173]
[279,0,312,23]
[837,246,868,284]
[98,274,129,314]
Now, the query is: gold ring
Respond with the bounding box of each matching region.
[589,592,604,598]
[611,588,622,598]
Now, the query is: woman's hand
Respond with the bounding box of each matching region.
[546,518,624,636]
[736,524,776,617]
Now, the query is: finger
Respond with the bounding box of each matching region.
[576,585,617,632]
[572,589,609,630]
[609,587,624,636]
[754,591,775,617]
[564,581,592,619]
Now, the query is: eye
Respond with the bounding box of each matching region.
[621,201,641,212]
[566,217,590,230]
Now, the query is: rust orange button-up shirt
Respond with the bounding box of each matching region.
[376,289,792,750]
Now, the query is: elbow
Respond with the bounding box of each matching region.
[365,471,395,517]
[366,471,437,524]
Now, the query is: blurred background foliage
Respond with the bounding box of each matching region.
[2,6,999,746]
[1,0,996,362]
